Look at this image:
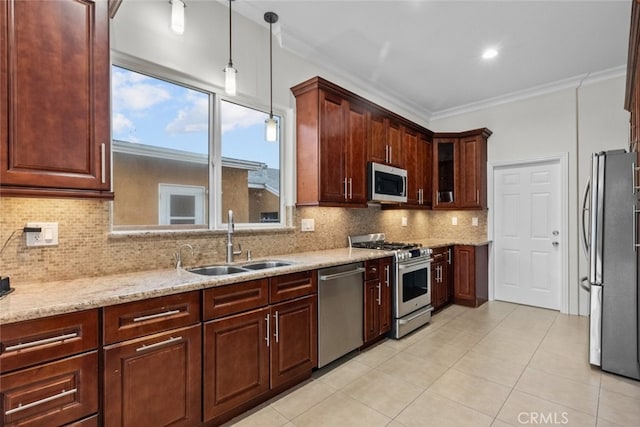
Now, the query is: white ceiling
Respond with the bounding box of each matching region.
[232,0,631,120]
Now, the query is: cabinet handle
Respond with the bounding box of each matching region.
[133,309,181,323]
[5,388,78,416]
[343,177,348,200]
[101,143,106,184]
[136,336,182,352]
[634,206,640,252]
[385,265,390,287]
[4,332,78,352]
[447,248,452,265]
[377,282,381,305]
[274,311,279,343]
[476,189,480,203]
[385,145,389,163]
[265,314,270,347]
[390,145,393,163]
[349,178,353,200]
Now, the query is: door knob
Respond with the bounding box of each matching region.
[552,230,559,236]
[552,241,559,247]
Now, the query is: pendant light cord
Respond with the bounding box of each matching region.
[228,0,233,67]
[269,18,273,118]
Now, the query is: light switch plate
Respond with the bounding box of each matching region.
[401,217,408,227]
[301,218,315,232]
[451,217,458,226]
[26,222,59,247]
[472,217,479,226]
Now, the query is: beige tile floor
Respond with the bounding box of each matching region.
[224,301,640,427]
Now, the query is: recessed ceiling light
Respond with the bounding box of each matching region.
[482,48,498,60]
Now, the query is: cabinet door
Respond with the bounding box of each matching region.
[379,258,393,334]
[270,295,317,389]
[345,101,367,203]
[403,127,420,205]
[387,119,403,167]
[433,138,457,209]
[458,135,486,208]
[419,134,433,208]
[0,0,111,196]
[368,112,387,164]
[1,352,98,427]
[364,279,380,343]
[203,308,270,422]
[319,90,347,203]
[104,325,201,427]
[453,245,476,303]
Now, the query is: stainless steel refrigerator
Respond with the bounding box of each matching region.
[582,149,640,380]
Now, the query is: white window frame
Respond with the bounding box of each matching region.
[158,184,206,225]
[111,52,287,232]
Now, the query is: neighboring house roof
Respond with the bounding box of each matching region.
[112,139,279,195]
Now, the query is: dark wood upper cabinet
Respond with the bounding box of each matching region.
[404,127,432,208]
[0,0,112,198]
[433,128,491,210]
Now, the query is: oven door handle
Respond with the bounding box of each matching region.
[398,258,432,271]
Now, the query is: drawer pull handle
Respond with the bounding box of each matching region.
[4,332,78,352]
[136,336,182,352]
[133,309,181,323]
[5,388,77,416]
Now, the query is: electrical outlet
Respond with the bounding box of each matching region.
[451,217,458,226]
[472,217,479,226]
[301,218,315,232]
[25,222,59,247]
[401,217,408,227]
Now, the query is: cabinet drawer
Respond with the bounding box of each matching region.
[203,279,269,320]
[103,292,200,345]
[270,271,317,303]
[364,260,380,281]
[1,351,98,427]
[0,310,98,374]
[431,247,450,262]
[67,415,99,427]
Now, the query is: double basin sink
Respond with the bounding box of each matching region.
[188,260,294,276]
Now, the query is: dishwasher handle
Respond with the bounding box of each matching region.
[319,267,366,281]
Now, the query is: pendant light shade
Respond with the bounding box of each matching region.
[264,11,278,142]
[170,0,185,35]
[224,0,237,96]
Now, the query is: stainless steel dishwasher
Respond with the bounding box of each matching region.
[317,262,365,368]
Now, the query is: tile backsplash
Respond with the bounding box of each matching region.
[0,197,486,284]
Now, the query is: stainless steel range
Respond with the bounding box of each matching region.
[349,233,433,338]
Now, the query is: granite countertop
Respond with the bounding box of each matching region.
[0,247,394,325]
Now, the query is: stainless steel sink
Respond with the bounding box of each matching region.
[241,261,294,270]
[187,265,248,276]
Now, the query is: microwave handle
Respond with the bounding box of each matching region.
[403,176,407,197]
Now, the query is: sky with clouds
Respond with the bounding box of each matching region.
[111,66,279,168]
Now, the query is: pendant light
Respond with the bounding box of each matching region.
[224,0,237,96]
[264,11,278,142]
[170,0,185,35]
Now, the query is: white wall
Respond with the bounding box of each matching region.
[430,75,629,315]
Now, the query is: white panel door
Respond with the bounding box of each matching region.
[494,160,562,309]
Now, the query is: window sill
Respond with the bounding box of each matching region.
[108,226,296,240]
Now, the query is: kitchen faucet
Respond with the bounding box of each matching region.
[227,210,242,263]
[174,243,194,269]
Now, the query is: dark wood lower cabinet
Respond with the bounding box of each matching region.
[270,295,318,389]
[204,295,317,424]
[453,245,488,307]
[1,352,98,427]
[203,307,271,422]
[431,247,452,311]
[363,257,392,345]
[103,324,202,427]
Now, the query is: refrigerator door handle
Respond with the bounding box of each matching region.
[581,180,591,257]
[590,153,605,285]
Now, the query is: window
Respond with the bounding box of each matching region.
[111,65,282,231]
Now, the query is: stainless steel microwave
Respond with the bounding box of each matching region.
[367,162,407,203]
